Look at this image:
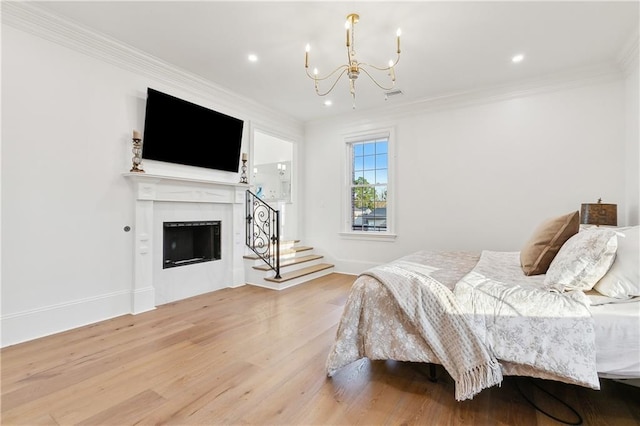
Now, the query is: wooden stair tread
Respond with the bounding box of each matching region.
[280,239,301,245]
[243,246,313,260]
[264,263,334,283]
[252,254,323,271]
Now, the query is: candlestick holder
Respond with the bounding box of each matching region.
[239,159,248,184]
[130,136,144,173]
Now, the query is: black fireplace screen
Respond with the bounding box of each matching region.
[163,221,221,269]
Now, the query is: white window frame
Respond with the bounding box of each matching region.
[340,128,396,241]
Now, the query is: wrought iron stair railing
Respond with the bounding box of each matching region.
[246,190,281,279]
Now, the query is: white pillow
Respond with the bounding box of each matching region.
[544,228,618,292]
[593,226,639,299]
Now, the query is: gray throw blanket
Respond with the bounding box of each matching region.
[361,259,503,401]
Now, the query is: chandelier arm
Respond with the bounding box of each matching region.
[314,67,350,96]
[305,64,349,82]
[359,55,401,71]
[358,65,396,91]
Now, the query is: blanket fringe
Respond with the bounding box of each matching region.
[455,361,503,401]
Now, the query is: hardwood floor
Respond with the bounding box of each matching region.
[2,273,639,425]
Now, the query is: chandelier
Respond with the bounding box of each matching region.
[304,13,401,107]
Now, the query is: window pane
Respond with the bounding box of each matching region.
[375,186,387,205]
[359,188,366,206]
[376,141,388,154]
[363,170,375,183]
[363,143,375,155]
[352,201,363,229]
[354,144,364,156]
[372,186,387,231]
[356,187,374,209]
[363,155,375,170]
[375,154,387,169]
[352,187,364,208]
[375,169,388,184]
[353,155,364,172]
[353,170,364,184]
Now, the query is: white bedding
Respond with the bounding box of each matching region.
[454,251,599,389]
[326,250,640,392]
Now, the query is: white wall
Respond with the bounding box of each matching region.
[303,79,631,273]
[1,17,302,346]
[624,61,639,225]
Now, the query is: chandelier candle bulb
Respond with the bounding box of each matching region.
[305,44,310,67]
[242,152,247,161]
[396,28,401,53]
[346,20,351,47]
[133,130,141,140]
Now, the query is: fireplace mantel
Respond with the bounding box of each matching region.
[124,173,248,313]
[123,172,248,204]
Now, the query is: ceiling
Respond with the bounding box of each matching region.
[34,1,639,122]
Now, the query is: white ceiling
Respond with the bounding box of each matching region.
[34,1,639,122]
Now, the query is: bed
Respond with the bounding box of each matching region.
[326,212,640,401]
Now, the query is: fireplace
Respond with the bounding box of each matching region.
[163,221,221,268]
[125,173,245,313]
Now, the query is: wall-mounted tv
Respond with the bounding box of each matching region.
[142,88,244,172]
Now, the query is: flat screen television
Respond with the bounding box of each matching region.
[142,88,244,172]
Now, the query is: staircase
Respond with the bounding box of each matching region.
[243,240,334,290]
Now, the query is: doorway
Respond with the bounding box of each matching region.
[252,130,294,239]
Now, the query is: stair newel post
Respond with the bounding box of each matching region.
[273,211,281,279]
[245,190,253,249]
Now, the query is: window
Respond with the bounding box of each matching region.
[343,130,395,240]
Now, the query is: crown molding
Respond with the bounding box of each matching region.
[617,29,639,76]
[2,2,302,132]
[397,62,622,116]
[308,61,624,128]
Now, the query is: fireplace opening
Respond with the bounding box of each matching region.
[163,221,221,269]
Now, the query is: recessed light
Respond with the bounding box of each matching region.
[512,54,524,63]
[248,54,258,62]
[323,100,333,107]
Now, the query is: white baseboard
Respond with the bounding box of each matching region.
[333,258,379,275]
[1,290,132,348]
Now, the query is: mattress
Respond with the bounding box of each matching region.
[590,300,640,378]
